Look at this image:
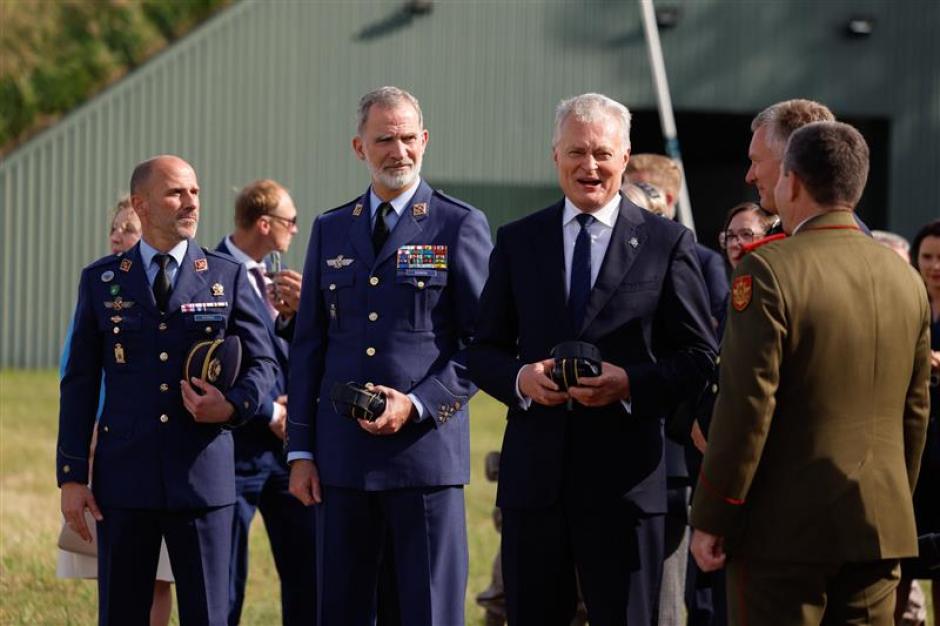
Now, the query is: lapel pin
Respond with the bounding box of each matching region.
[412,202,428,217]
[352,203,364,217]
[109,284,120,296]
[628,237,639,248]
[194,258,208,272]
[211,283,225,297]
[120,259,132,272]
[101,270,114,283]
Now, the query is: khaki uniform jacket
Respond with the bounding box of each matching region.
[690,210,931,562]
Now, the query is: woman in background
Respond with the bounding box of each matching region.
[717,202,775,270]
[56,197,175,626]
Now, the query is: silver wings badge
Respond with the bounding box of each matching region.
[326,255,354,269]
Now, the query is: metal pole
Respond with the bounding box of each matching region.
[638,0,696,234]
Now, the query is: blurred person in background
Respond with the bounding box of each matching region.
[57,196,175,626]
[717,203,776,270]
[898,220,940,623]
[217,179,315,625]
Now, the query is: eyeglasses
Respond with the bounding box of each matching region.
[265,214,298,228]
[718,229,758,249]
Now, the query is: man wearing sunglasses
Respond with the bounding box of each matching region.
[217,179,316,625]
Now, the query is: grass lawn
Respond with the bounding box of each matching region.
[0,369,503,625]
[2,369,933,624]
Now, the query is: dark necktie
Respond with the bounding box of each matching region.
[568,213,595,329]
[153,254,172,313]
[372,202,393,254]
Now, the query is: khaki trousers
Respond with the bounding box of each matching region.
[725,557,899,626]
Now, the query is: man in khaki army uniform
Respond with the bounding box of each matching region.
[689,121,931,625]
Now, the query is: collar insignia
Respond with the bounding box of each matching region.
[119,259,132,272]
[194,258,208,272]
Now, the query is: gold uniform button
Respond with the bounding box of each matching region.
[158,322,168,331]
[366,347,376,357]
[159,383,169,392]
[711,384,719,393]
[63,464,71,473]
[112,326,120,335]
[417,280,426,289]
[159,352,169,362]
[329,283,337,291]
[369,276,379,286]
[368,312,378,322]
[205,326,213,334]
[159,414,169,423]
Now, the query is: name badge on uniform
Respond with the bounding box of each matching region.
[397,245,447,272]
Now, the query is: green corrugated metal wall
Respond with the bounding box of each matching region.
[2,0,938,367]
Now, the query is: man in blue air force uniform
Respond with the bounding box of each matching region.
[287,86,493,626]
[217,179,316,625]
[57,155,277,625]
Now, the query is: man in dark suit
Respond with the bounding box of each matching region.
[690,122,930,625]
[468,93,717,626]
[58,155,277,625]
[286,86,493,626]
[217,179,316,625]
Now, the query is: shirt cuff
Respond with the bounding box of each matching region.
[286,451,314,463]
[407,393,425,420]
[514,366,533,411]
[271,401,285,424]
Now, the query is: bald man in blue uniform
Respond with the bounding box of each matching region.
[58,155,277,626]
[287,87,493,626]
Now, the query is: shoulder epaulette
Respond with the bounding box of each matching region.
[742,233,787,255]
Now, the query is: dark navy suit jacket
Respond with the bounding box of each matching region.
[286,180,493,490]
[216,238,292,470]
[468,198,717,513]
[57,240,277,509]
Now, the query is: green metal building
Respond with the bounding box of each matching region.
[2,0,938,367]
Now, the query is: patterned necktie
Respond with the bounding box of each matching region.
[153,254,172,313]
[372,202,393,254]
[568,213,595,329]
[249,265,278,321]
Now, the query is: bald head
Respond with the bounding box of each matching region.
[130,155,200,251]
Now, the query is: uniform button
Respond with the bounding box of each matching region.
[711,384,719,393]
[159,414,169,423]
[715,355,721,365]
[369,276,379,286]
[63,464,71,473]
[112,326,120,335]
[368,312,378,322]
[159,352,169,362]
[329,283,336,291]
[417,280,426,289]
[158,323,168,331]
[365,382,374,389]
[243,401,250,409]
[159,383,169,392]
[205,326,212,334]
[454,402,461,410]
[103,425,109,432]
[366,347,376,357]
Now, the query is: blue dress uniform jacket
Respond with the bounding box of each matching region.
[57,240,277,509]
[286,180,492,489]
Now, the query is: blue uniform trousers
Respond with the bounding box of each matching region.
[228,453,317,625]
[98,505,233,626]
[317,485,467,626]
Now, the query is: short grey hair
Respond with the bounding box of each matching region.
[872,230,910,253]
[553,93,631,150]
[357,86,423,135]
[751,99,835,157]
